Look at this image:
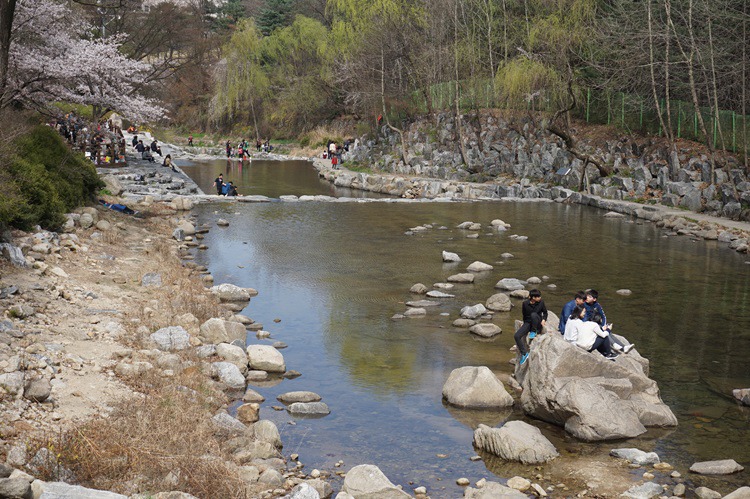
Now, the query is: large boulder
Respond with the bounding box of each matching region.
[246,344,286,373]
[200,318,247,344]
[473,421,559,464]
[340,464,411,498]
[516,334,677,441]
[485,293,511,312]
[150,326,190,351]
[689,459,744,475]
[442,366,513,408]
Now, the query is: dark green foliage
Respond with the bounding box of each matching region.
[257,0,296,35]
[0,126,103,232]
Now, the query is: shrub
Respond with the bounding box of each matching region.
[0,125,102,232]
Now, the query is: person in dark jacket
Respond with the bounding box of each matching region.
[559,290,586,334]
[583,289,633,353]
[514,289,548,365]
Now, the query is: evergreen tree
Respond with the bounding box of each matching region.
[257,0,295,35]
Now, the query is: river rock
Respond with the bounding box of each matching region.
[610,448,660,465]
[448,273,474,283]
[210,283,258,301]
[37,481,127,498]
[243,387,265,403]
[141,272,162,287]
[694,487,722,499]
[469,323,502,338]
[8,304,34,319]
[509,289,529,299]
[200,318,247,344]
[467,261,493,272]
[406,300,439,307]
[442,366,513,408]
[236,403,260,424]
[277,391,322,404]
[460,304,487,319]
[176,220,196,236]
[426,290,454,298]
[79,213,95,229]
[689,459,744,475]
[216,343,248,368]
[212,362,246,389]
[494,278,525,291]
[621,482,664,499]
[485,293,512,312]
[506,476,530,492]
[211,412,247,436]
[246,345,286,373]
[723,487,750,499]
[287,402,330,416]
[0,477,32,499]
[410,283,428,294]
[442,251,461,262]
[403,307,426,317]
[216,218,230,227]
[464,481,526,498]
[0,372,26,395]
[616,289,633,295]
[23,378,52,402]
[253,420,282,448]
[490,219,510,228]
[473,421,559,464]
[258,468,283,486]
[516,333,677,441]
[306,479,333,499]
[433,283,454,290]
[283,483,320,499]
[150,326,190,351]
[732,388,750,406]
[341,464,411,498]
[453,318,476,328]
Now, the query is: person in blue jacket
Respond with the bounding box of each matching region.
[559,290,586,334]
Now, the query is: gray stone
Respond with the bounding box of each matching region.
[460,304,487,319]
[509,289,529,299]
[473,421,558,464]
[442,366,513,408]
[258,469,283,486]
[210,283,258,302]
[485,293,512,312]
[0,477,32,499]
[453,318,476,328]
[7,305,34,319]
[410,283,428,294]
[212,362,246,389]
[211,411,246,436]
[723,487,750,499]
[672,483,685,497]
[442,251,461,262]
[246,344,285,373]
[620,482,664,499]
[278,391,322,404]
[426,290,455,298]
[689,459,744,475]
[283,483,320,499]
[200,318,247,344]
[288,402,330,416]
[341,464,411,498]
[0,372,25,395]
[23,378,52,403]
[732,388,750,406]
[469,323,502,338]
[216,343,247,367]
[79,213,95,229]
[253,420,282,448]
[517,334,676,441]
[243,387,265,403]
[150,326,190,351]
[405,300,439,308]
[694,487,722,499]
[403,307,426,317]
[141,273,162,287]
[0,463,11,478]
[447,273,475,283]
[306,479,333,499]
[463,481,527,498]
[38,481,126,498]
[609,448,660,465]
[467,261,493,272]
[494,278,525,291]
[236,403,260,424]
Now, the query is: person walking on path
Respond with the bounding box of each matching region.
[514,289,548,365]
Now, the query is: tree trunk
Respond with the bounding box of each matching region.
[380,48,407,163]
[648,1,671,148]
[0,0,17,107]
[453,0,470,170]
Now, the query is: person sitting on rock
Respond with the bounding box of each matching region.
[564,305,617,359]
[150,139,162,156]
[226,181,238,197]
[583,289,633,353]
[559,291,586,335]
[514,289,548,366]
[131,134,138,148]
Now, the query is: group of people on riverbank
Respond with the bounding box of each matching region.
[323,139,353,168]
[132,135,163,163]
[224,138,273,159]
[52,112,127,166]
[514,288,634,365]
[212,173,238,197]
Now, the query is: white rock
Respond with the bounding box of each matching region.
[442,251,461,262]
[467,261,494,272]
[246,344,286,372]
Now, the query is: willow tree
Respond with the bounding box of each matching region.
[495,0,608,186]
[211,19,268,138]
[328,0,425,162]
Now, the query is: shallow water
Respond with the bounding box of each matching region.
[186,160,750,496]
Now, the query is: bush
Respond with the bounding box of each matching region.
[0,125,102,232]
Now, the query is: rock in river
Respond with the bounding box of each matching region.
[442,250,461,262]
[610,448,660,465]
[277,391,322,404]
[288,402,330,416]
[442,366,513,408]
[341,464,410,498]
[467,261,494,272]
[447,273,475,283]
[689,459,744,475]
[485,293,512,312]
[473,421,558,464]
[246,345,286,373]
[494,278,525,291]
[460,304,487,319]
[469,323,502,338]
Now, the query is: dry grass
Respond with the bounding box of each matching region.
[27,370,258,498]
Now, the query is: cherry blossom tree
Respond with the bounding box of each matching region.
[1,0,165,122]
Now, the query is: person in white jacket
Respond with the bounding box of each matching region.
[564,305,616,359]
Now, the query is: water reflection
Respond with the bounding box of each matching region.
[187,162,750,494]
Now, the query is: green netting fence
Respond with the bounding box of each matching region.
[404,79,750,158]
